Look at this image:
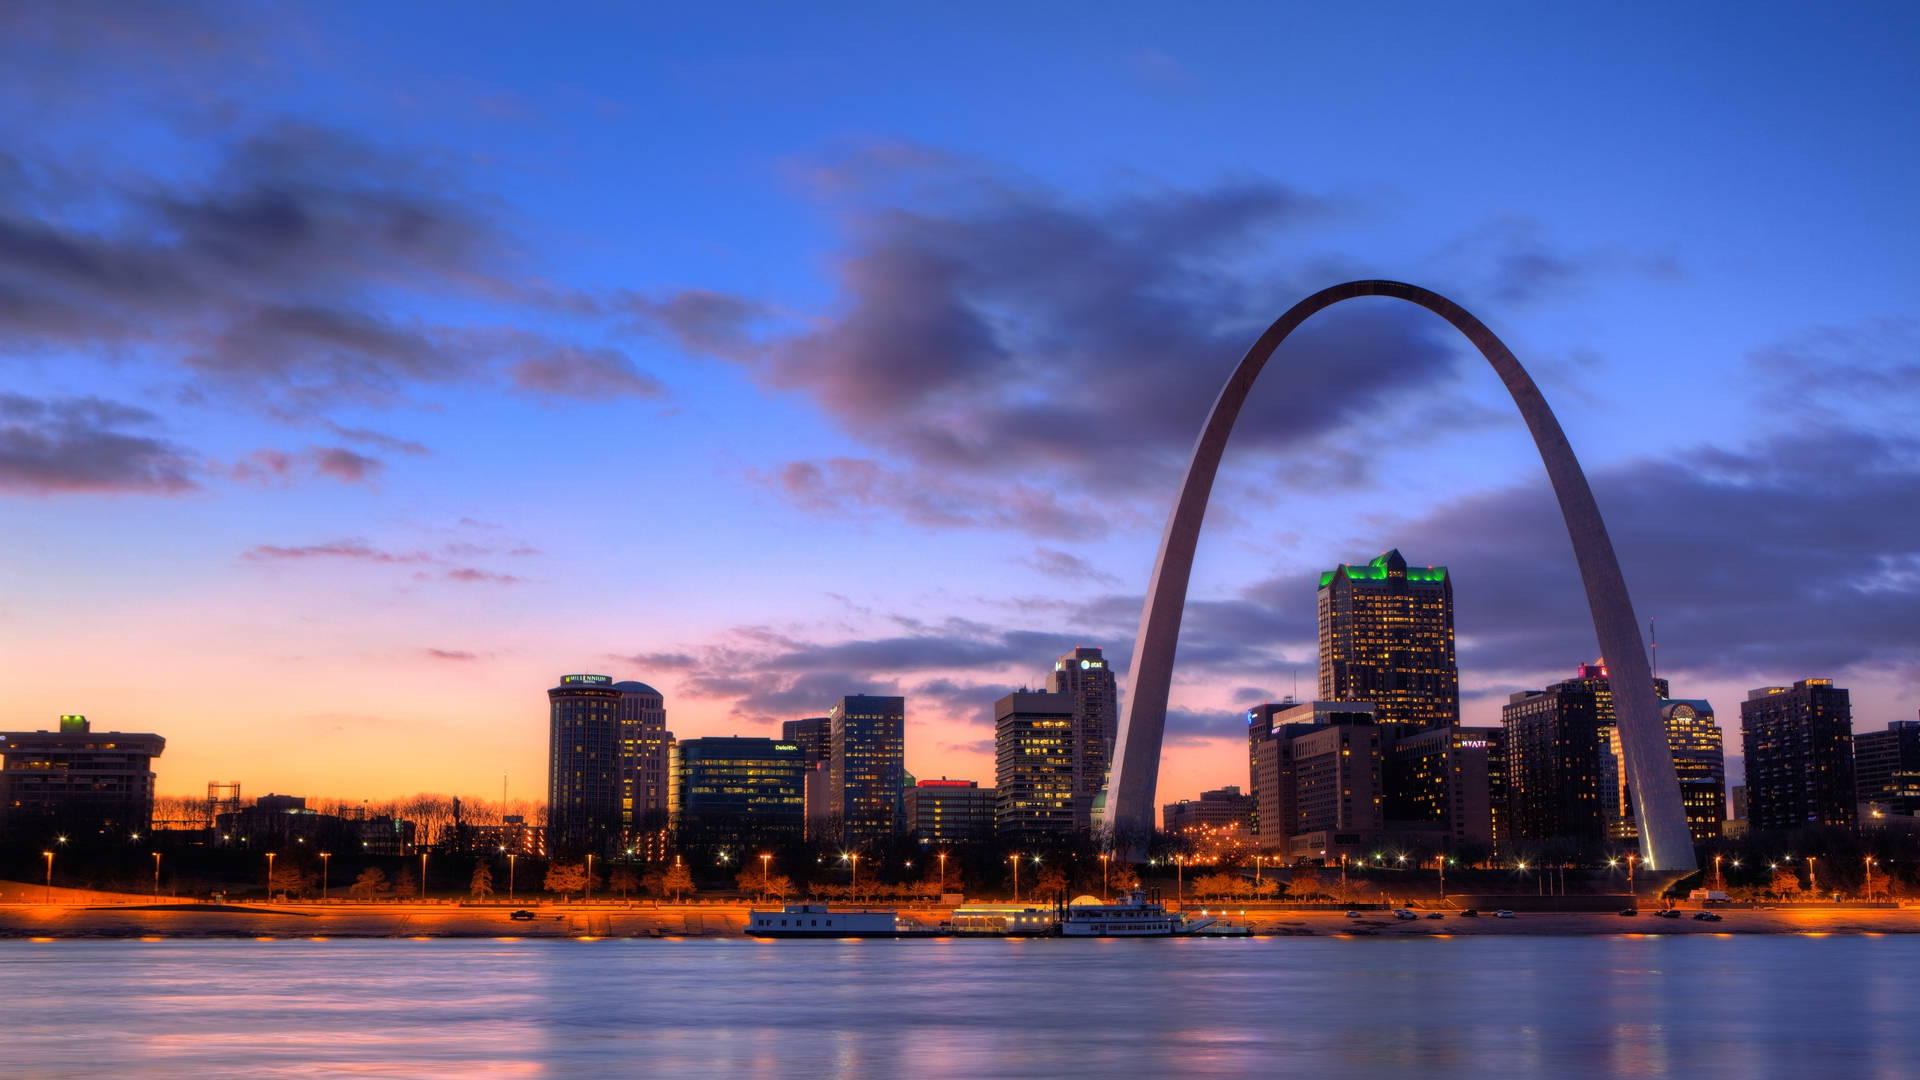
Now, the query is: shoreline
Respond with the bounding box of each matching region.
[4,902,1917,940]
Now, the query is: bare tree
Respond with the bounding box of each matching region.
[609,868,640,899]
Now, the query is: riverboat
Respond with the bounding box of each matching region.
[1060,889,1245,937]
[746,904,912,938]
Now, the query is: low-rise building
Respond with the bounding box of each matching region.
[905,778,996,844]
[0,716,166,841]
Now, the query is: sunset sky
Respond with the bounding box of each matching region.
[3,4,1917,813]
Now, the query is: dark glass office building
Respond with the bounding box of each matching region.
[829,695,905,850]
[671,737,806,849]
[548,674,623,855]
[1740,679,1856,833]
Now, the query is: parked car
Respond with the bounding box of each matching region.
[1345,910,1364,919]
[1459,909,1479,918]
[1654,908,1682,919]
[509,909,536,921]
[1693,911,1724,922]
[1425,912,1445,920]
[1494,909,1516,919]
[1393,909,1418,920]
[1618,907,1639,916]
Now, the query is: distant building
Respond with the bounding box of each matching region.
[1046,647,1118,831]
[802,760,833,842]
[614,681,673,854]
[1384,725,1495,853]
[1163,786,1255,834]
[670,737,806,849]
[463,815,547,857]
[1317,550,1459,729]
[1855,718,1920,806]
[548,674,624,855]
[1740,679,1856,832]
[905,778,997,845]
[0,715,165,841]
[994,691,1077,840]
[783,717,832,764]
[829,695,906,849]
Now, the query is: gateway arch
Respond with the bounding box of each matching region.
[1104,280,1697,873]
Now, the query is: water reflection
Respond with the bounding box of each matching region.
[2,936,1914,1079]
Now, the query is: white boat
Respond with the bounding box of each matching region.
[746,903,911,938]
[1060,890,1229,937]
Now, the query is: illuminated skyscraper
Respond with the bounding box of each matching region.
[1046,647,1118,831]
[548,674,623,855]
[1317,549,1459,729]
[1740,679,1856,832]
[1607,699,1726,844]
[829,695,905,849]
[614,681,673,860]
[994,691,1077,839]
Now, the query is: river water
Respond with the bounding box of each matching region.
[4,935,1912,1079]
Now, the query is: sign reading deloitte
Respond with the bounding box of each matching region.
[561,674,614,686]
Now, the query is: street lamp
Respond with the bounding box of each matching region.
[1009,854,1020,902]
[1807,856,1818,894]
[1176,854,1185,907]
[1100,853,1111,899]
[152,852,161,896]
[1626,853,1637,899]
[505,851,517,903]
[760,853,773,899]
[583,853,592,903]
[420,852,429,902]
[318,852,330,901]
[42,850,54,904]
[1865,855,1876,901]
[266,852,277,902]
[1714,854,1723,892]
[938,851,948,895]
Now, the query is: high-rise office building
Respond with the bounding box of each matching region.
[829,695,906,849]
[1740,679,1856,832]
[1045,647,1118,831]
[0,715,165,840]
[1317,549,1459,729]
[1244,701,1384,861]
[783,717,831,764]
[1501,664,1669,850]
[994,690,1077,839]
[1248,700,1376,844]
[1855,718,1920,804]
[670,737,806,848]
[548,674,623,854]
[614,681,673,858]
[904,778,997,845]
[1606,699,1726,844]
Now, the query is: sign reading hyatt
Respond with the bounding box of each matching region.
[561,674,613,685]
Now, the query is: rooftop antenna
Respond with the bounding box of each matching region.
[1292,666,1299,701]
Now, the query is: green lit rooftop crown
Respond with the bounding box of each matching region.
[1317,549,1448,589]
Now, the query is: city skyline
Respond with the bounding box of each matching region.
[4,5,1919,808]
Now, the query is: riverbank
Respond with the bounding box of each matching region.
[4,900,1918,939]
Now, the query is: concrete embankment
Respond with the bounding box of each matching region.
[3,897,1919,939]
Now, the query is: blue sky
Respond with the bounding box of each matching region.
[2,2,1916,805]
